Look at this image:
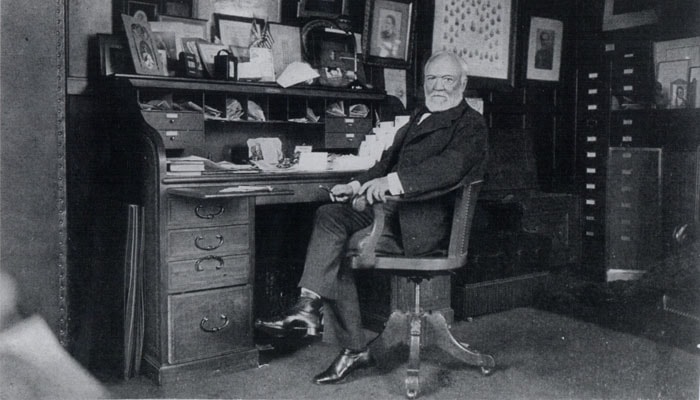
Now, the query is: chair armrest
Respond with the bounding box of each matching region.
[349,178,479,269]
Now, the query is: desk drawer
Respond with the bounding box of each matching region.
[167,225,249,260]
[325,117,372,133]
[167,195,249,228]
[169,254,250,293]
[160,129,204,150]
[168,286,252,363]
[142,111,204,131]
[325,132,364,149]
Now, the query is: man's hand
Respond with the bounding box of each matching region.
[359,177,390,204]
[328,183,355,202]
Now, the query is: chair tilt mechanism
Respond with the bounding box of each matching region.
[346,178,495,399]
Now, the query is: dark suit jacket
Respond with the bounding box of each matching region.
[354,100,488,255]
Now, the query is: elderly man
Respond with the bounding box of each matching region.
[256,51,488,384]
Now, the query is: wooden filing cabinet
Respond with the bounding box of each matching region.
[605,148,662,276]
[576,48,610,278]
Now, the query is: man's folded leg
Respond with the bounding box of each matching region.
[255,203,373,339]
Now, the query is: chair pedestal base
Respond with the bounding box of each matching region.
[369,309,495,398]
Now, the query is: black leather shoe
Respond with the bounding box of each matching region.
[255,296,322,338]
[313,348,375,384]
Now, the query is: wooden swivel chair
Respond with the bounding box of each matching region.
[346,178,495,398]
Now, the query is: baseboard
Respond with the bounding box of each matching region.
[453,271,551,319]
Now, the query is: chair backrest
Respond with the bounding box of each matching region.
[446,179,483,267]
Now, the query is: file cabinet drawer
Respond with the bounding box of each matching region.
[167,195,249,228]
[169,254,250,293]
[142,111,204,131]
[167,225,250,260]
[168,286,253,363]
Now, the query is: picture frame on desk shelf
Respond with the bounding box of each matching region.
[196,42,230,78]
[98,34,133,76]
[602,0,657,31]
[122,14,166,76]
[656,59,689,109]
[526,17,563,82]
[151,15,208,53]
[215,14,257,60]
[268,23,302,81]
[431,0,517,89]
[362,0,415,69]
[181,37,208,77]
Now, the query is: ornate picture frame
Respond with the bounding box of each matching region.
[526,17,563,82]
[362,0,415,69]
[602,0,657,32]
[122,13,166,76]
[431,0,517,89]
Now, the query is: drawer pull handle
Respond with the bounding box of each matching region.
[200,314,229,333]
[195,204,225,219]
[195,255,224,271]
[195,234,224,250]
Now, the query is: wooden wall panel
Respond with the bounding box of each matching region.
[0,0,67,343]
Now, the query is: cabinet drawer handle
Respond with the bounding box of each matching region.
[195,255,224,271]
[195,234,224,250]
[200,314,229,333]
[195,204,225,219]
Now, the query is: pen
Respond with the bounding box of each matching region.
[319,185,336,201]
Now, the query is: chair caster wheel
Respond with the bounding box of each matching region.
[480,366,494,376]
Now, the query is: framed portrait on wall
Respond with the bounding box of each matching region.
[656,60,689,109]
[362,0,415,69]
[526,17,563,82]
[298,0,346,19]
[602,0,657,32]
[431,0,517,89]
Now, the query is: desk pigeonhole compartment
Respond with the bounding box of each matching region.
[168,286,253,363]
[325,117,371,149]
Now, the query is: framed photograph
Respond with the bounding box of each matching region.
[654,37,700,71]
[126,0,159,21]
[162,0,195,18]
[215,14,257,60]
[602,0,658,31]
[198,0,280,22]
[122,14,166,76]
[181,37,208,77]
[98,34,133,76]
[432,0,517,89]
[269,23,302,80]
[526,17,563,82]
[298,0,346,19]
[196,42,230,78]
[656,60,689,109]
[689,67,700,108]
[362,0,415,69]
[150,15,208,59]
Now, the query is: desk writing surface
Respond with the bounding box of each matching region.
[163,169,363,205]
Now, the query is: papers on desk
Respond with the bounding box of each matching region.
[166,155,259,176]
[219,185,273,193]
